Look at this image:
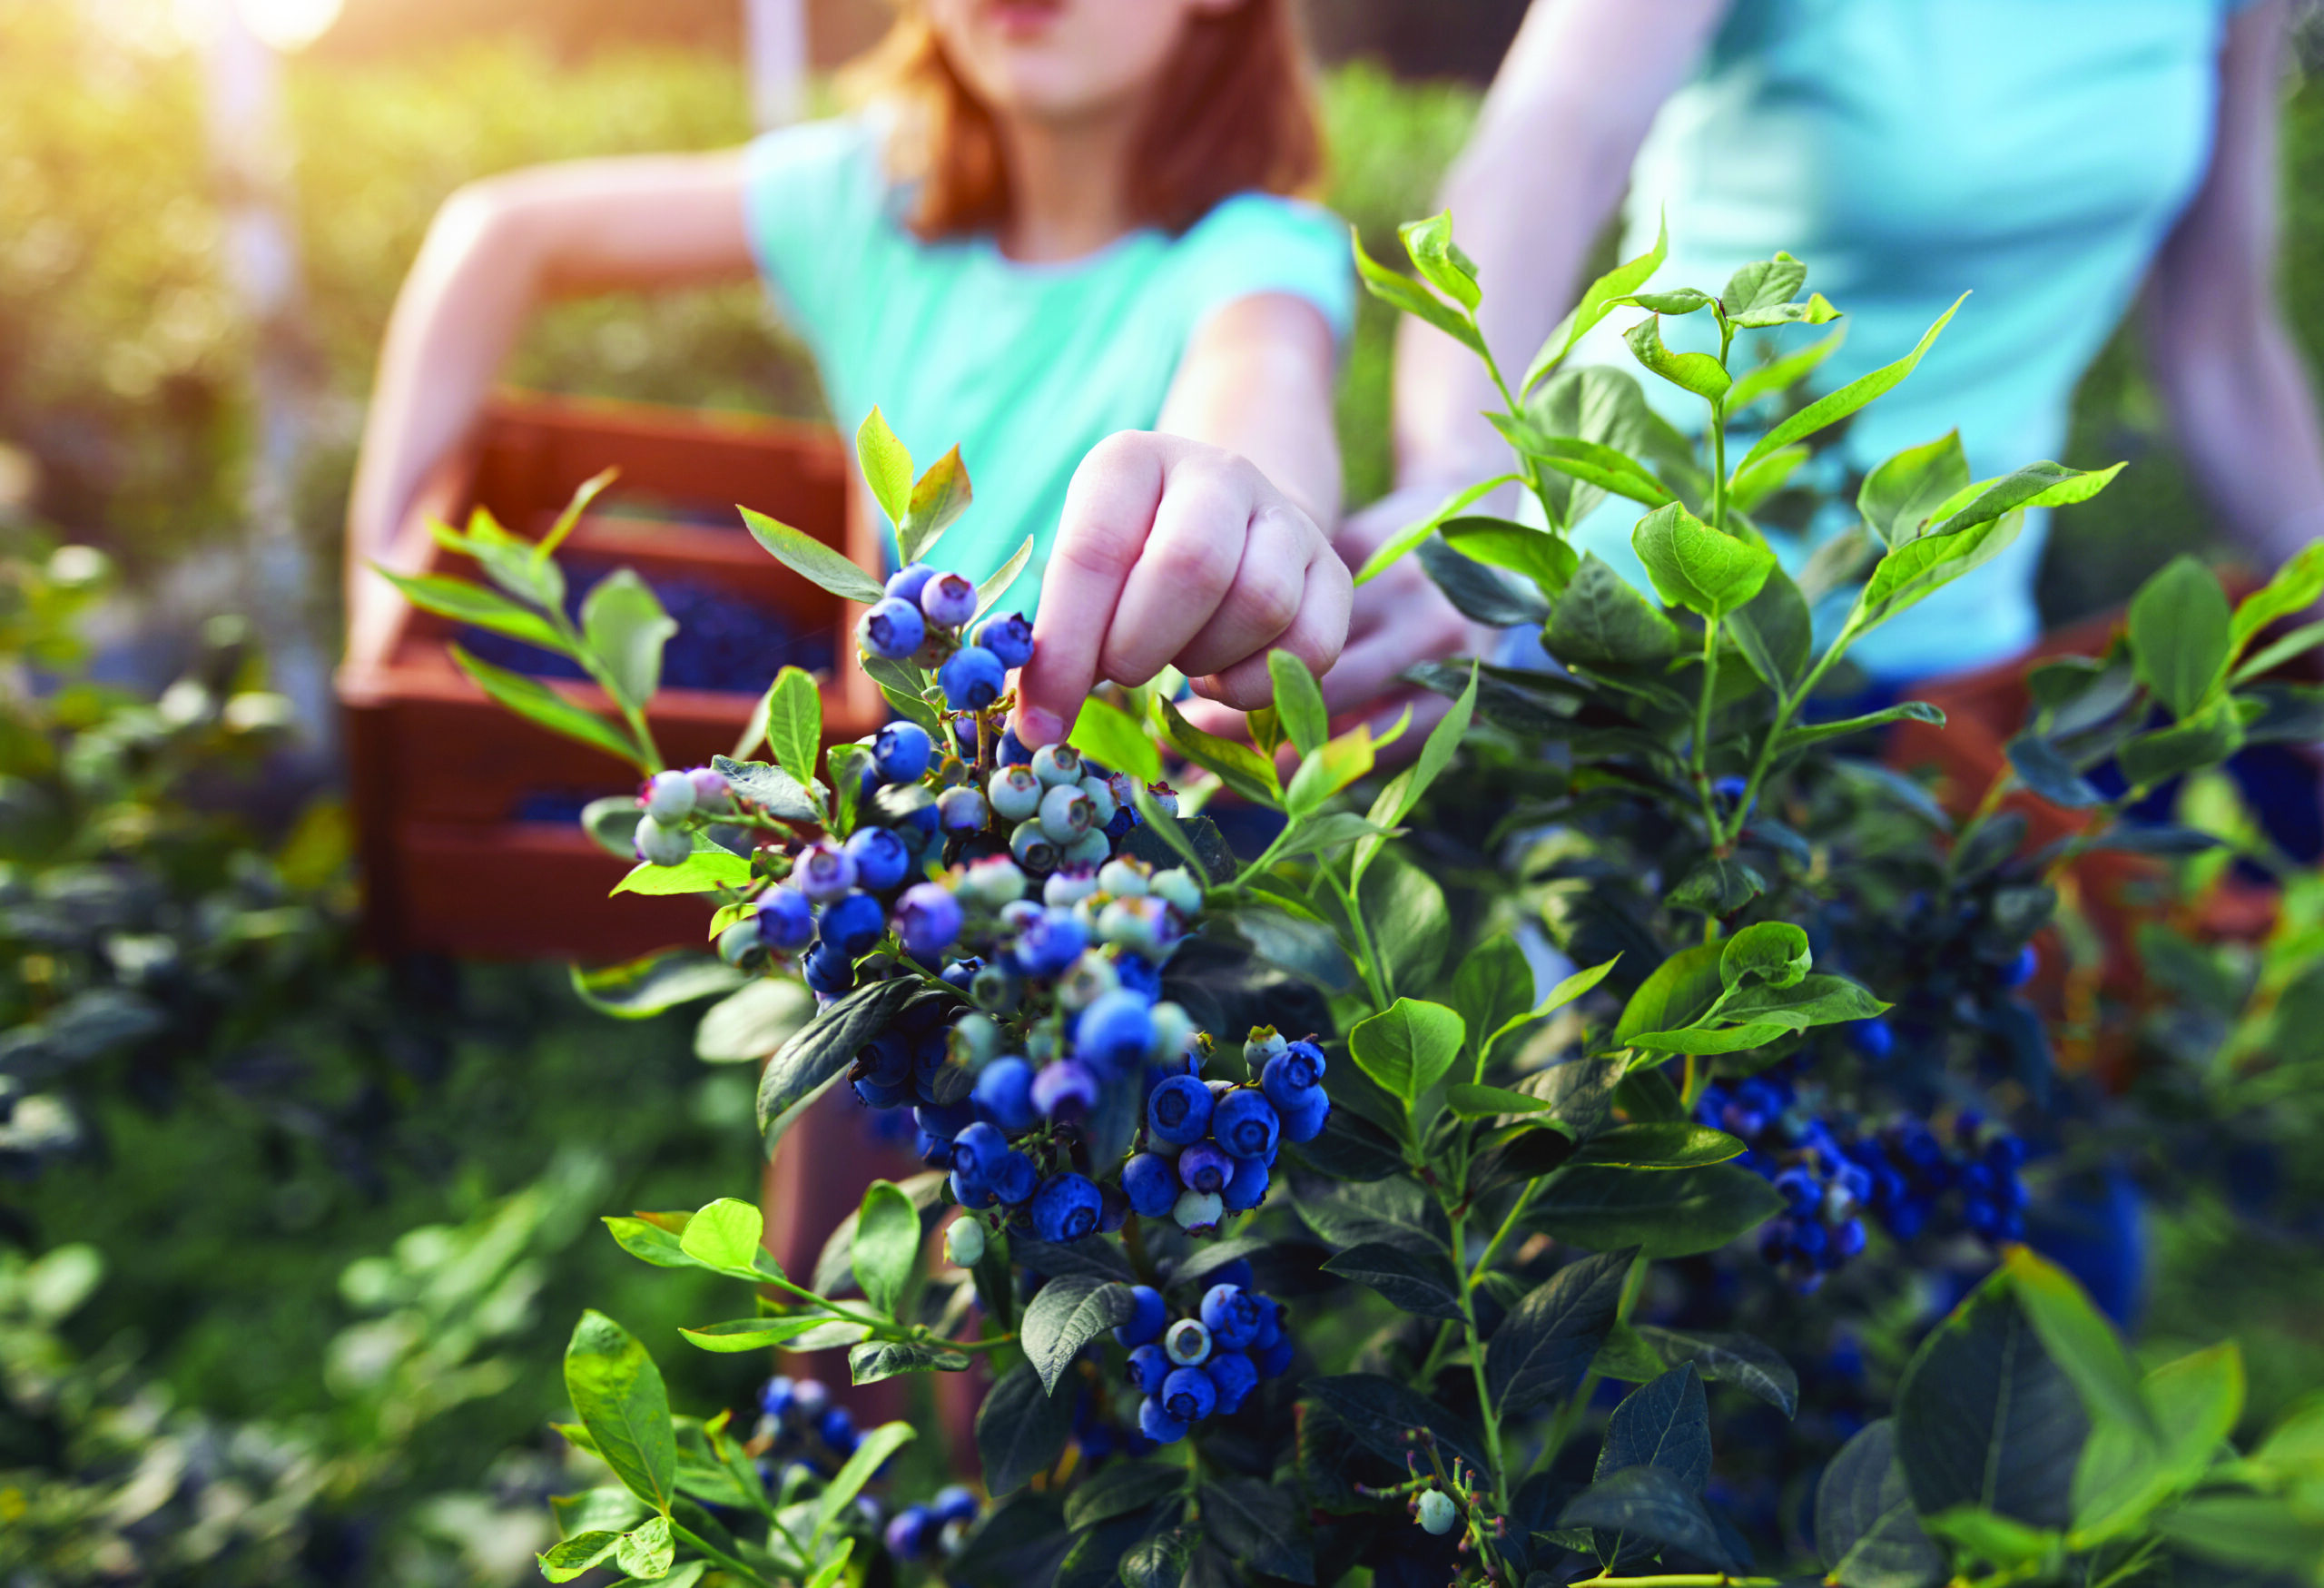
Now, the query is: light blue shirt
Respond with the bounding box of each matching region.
[1569,0,2249,680]
[743,118,1354,615]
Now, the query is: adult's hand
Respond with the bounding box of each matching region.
[1011,432,1353,746]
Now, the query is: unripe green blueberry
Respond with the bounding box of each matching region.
[1097,857,1150,897]
[1244,1026,1288,1070]
[1150,1002,1195,1063]
[1078,775,1118,828]
[970,963,1021,1013]
[1036,783,1094,843]
[1098,895,1171,956]
[1149,867,1204,917]
[1026,1026,1058,1063]
[1010,820,1059,873]
[963,856,1026,908]
[945,1218,986,1267]
[988,765,1043,824]
[635,816,693,867]
[1416,1490,1457,1535]
[1055,951,1119,1011]
[949,1012,1001,1069]
[1061,830,1111,867]
[1164,1317,1213,1366]
[716,920,763,966]
[1030,743,1082,787]
[1174,1189,1224,1236]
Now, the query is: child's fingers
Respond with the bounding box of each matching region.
[1015,438,1166,745]
[1189,550,1351,712]
[1098,462,1252,688]
[1171,505,1313,679]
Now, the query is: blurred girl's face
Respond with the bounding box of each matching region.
[925,0,1239,124]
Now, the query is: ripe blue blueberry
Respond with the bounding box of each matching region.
[939,646,1006,711]
[1031,1059,1100,1121]
[1249,1297,1282,1352]
[819,1406,859,1455]
[756,886,815,951]
[843,826,911,893]
[1078,991,1157,1075]
[1161,1366,1217,1423]
[643,768,696,824]
[1121,1152,1178,1217]
[1113,1284,1167,1346]
[936,786,988,833]
[759,1376,799,1418]
[972,1057,1037,1130]
[950,1169,996,1210]
[2003,943,2039,988]
[950,1121,1008,1193]
[1126,1342,1169,1394]
[884,1506,932,1559]
[1220,1153,1271,1212]
[793,841,856,903]
[1030,1172,1104,1242]
[893,883,963,956]
[886,562,938,604]
[914,1100,975,1140]
[634,815,692,867]
[1178,1142,1234,1196]
[1013,910,1088,977]
[1212,1090,1280,1159]
[858,597,927,660]
[997,725,1031,766]
[1772,1167,1823,1213]
[1137,1396,1188,1445]
[818,891,887,957]
[1200,1284,1265,1349]
[973,612,1034,669]
[920,571,978,628]
[1205,1349,1258,1415]
[933,1485,980,1527]
[802,940,854,996]
[1851,1016,1896,1060]
[1146,1074,1215,1146]
[1275,1086,1331,1144]
[987,1147,1039,1205]
[1254,1333,1295,1378]
[872,720,933,784]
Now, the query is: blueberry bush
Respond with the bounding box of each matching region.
[415,221,2324,1588]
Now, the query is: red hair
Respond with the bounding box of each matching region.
[847,1,1323,240]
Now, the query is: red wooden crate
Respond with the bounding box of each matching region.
[339,391,884,961]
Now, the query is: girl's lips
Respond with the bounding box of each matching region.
[988,0,1064,36]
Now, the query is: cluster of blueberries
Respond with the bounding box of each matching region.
[752,1374,866,1481]
[881,1484,983,1565]
[855,561,1035,714]
[1113,1277,1294,1445]
[1118,1031,1333,1236]
[1698,1070,2031,1291]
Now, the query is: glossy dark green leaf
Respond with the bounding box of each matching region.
[1775,701,1945,755]
[1348,998,1465,1103]
[1202,1478,1315,1583]
[1021,1277,1137,1395]
[1304,1373,1486,1473]
[1155,695,1279,808]
[1485,1248,1635,1415]
[1817,1419,1947,1588]
[2119,703,2244,789]
[1558,1464,1735,1571]
[1664,857,1767,918]
[1895,1276,2089,1528]
[756,978,922,1149]
[2129,554,2232,721]
[1321,1241,1464,1318]
[1858,431,1972,547]
[1470,1120,1581,1193]
[1531,1165,1784,1258]
[848,1339,969,1386]
[1419,536,1553,626]
[977,1362,1076,1494]
[1549,554,1683,667]
[1728,563,1812,690]
[1441,516,1581,591]
[1721,922,1811,990]
[1291,1108,1406,1181]
[2002,1248,2154,1444]
[1855,511,2025,626]
[1572,1123,1746,1170]
[1599,1366,1710,1493]
[2004,736,2102,809]
[1064,1462,1187,1533]
[1293,1178,1447,1252]
[569,952,744,1020]
[713,755,821,822]
[1357,850,1452,997]
[1635,1327,1797,1416]
[1117,1527,1196,1588]
[1615,944,1725,1044]
[1632,503,1773,619]
[851,1180,919,1317]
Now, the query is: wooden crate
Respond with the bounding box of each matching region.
[339,391,884,961]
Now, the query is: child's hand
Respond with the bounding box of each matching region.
[1012,432,1352,745]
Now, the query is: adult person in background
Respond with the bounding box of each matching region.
[346,0,1357,1406]
[1345,0,2324,689]
[349,0,1356,759]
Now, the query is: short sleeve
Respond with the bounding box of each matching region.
[1167,193,1357,350]
[740,117,888,360]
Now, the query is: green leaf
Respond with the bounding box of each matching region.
[1530,1164,1785,1258]
[1894,1274,2088,1528]
[1634,1327,1798,1417]
[2119,701,2244,788]
[2156,1495,2324,1573]
[974,537,1037,622]
[1398,210,1480,311]
[604,1215,693,1269]
[1600,1366,1711,1491]
[713,755,822,823]
[763,666,823,786]
[1444,1082,1553,1118]
[1572,1122,1747,1170]
[1630,502,1775,619]
[1283,722,1381,817]
[1774,701,1945,755]
[739,506,885,606]
[1665,856,1768,918]
[1728,444,1811,514]
[1201,1479,1314,1584]
[852,1180,920,1317]
[678,1317,844,1353]
[448,645,645,771]
[1854,509,2026,626]
[1817,1420,1946,1588]
[1348,998,1466,1104]
[804,1539,854,1588]
[615,1516,675,1581]
[612,840,753,897]
[1619,287,1715,316]
[977,1362,1075,1494]
[1559,1463,1736,1570]
[569,952,744,1019]
[900,444,971,562]
[1923,459,2126,540]
[1021,1276,1137,1394]
[1726,323,1847,416]
[1721,922,1811,990]
[2002,1248,2154,1443]
[1624,314,1731,400]
[2129,554,2232,720]
[2072,1342,2245,1546]
[1721,253,1808,315]
[1524,214,1669,392]
[1709,973,1889,1032]
[757,978,925,1149]
[1352,473,1523,587]
[537,465,617,562]
[438,506,565,608]
[1623,1022,1789,1055]
[1065,1463,1189,1533]
[1737,293,1965,474]
[1452,934,1534,1064]
[581,568,675,710]
[1549,555,1683,667]
[2231,617,2324,684]
[1351,225,1481,351]
[854,406,912,529]
[1154,696,1280,807]
[1120,1529,1199,1588]
[1616,944,1725,1044]
[565,1311,677,1514]
[1541,955,1622,1014]
[1320,1241,1464,1318]
[1305,1374,1487,1475]
[1357,661,1476,883]
[374,567,564,649]
[1492,419,1679,513]
[1858,431,1972,547]
[816,1421,916,1540]
[850,1339,970,1385]
[1269,650,1330,757]
[1920,1508,2057,1571]
[1417,537,1554,626]
[678,1198,772,1280]
[1068,695,1161,784]
[2230,538,2324,653]
[539,1532,624,1583]
[1440,516,1581,590]
[1729,291,1840,330]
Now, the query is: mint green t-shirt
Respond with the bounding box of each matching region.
[742,118,1354,615]
[1568,0,2250,681]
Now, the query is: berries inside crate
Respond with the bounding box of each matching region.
[340,391,884,961]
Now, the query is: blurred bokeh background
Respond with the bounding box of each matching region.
[5,1,2324,1582]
